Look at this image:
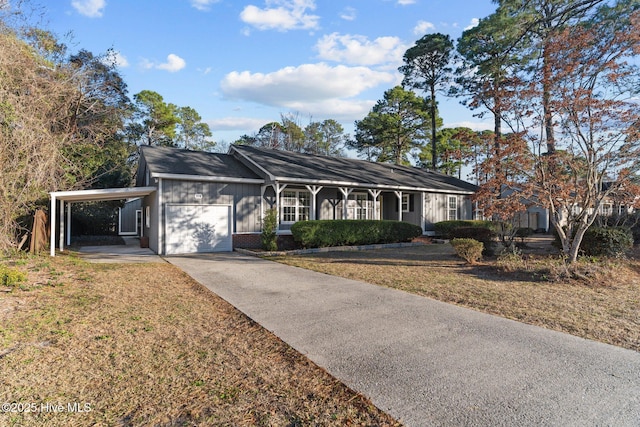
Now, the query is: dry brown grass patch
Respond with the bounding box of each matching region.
[0,254,399,426]
[272,244,640,352]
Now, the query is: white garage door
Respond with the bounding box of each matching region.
[165,204,232,254]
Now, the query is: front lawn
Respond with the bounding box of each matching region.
[0,254,398,426]
[272,244,640,352]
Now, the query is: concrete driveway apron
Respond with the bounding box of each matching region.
[167,252,640,427]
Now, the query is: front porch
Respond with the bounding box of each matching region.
[261,183,472,235]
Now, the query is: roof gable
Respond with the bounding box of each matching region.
[139,145,262,181]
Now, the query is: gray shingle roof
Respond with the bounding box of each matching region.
[138,145,477,193]
[231,145,477,193]
[140,145,261,180]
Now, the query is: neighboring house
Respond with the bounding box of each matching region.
[507,182,638,233]
[134,145,478,255]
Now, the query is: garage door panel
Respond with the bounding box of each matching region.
[165,204,232,254]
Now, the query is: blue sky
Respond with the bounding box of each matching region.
[43,0,498,146]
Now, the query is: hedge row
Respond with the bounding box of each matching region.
[434,220,496,239]
[291,220,423,248]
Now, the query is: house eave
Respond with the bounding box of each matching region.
[150,173,264,184]
[272,177,476,194]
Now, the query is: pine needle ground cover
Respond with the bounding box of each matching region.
[0,255,398,426]
[273,244,640,352]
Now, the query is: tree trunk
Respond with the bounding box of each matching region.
[430,84,437,171]
[542,43,555,154]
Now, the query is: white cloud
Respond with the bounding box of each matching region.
[190,0,219,11]
[397,0,416,4]
[240,0,319,31]
[207,117,269,132]
[220,63,394,112]
[71,0,106,18]
[444,121,493,132]
[157,54,186,72]
[140,54,186,72]
[315,33,408,67]
[114,52,128,67]
[100,50,128,68]
[340,7,356,21]
[464,18,480,31]
[413,20,435,36]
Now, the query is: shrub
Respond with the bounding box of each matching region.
[0,264,27,288]
[261,208,278,251]
[434,220,496,239]
[450,238,484,264]
[291,220,422,248]
[450,226,496,256]
[515,227,534,240]
[580,226,633,258]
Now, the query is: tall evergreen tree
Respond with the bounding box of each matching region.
[399,33,454,170]
[351,86,433,165]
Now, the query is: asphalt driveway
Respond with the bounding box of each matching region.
[167,252,640,427]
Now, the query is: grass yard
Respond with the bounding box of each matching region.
[0,254,399,427]
[271,243,640,352]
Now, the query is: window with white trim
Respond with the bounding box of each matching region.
[345,193,370,220]
[448,196,458,220]
[281,190,310,223]
[601,203,612,216]
[145,206,151,228]
[402,194,410,212]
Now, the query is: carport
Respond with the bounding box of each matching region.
[49,187,156,256]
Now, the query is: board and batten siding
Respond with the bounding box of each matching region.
[422,193,474,231]
[161,179,262,233]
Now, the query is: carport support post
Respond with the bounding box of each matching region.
[59,199,65,252]
[66,202,72,246]
[50,195,56,256]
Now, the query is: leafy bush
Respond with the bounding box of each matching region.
[261,208,278,251]
[450,238,484,264]
[291,220,422,248]
[515,227,534,240]
[450,226,496,256]
[580,226,633,258]
[0,264,27,288]
[434,220,496,239]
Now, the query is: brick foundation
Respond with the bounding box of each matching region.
[232,233,262,249]
[232,233,297,250]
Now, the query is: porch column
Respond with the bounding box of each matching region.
[305,185,323,220]
[339,187,353,220]
[394,191,403,222]
[50,195,56,256]
[273,183,287,229]
[368,189,382,220]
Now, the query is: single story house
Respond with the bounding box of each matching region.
[132,144,478,255]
